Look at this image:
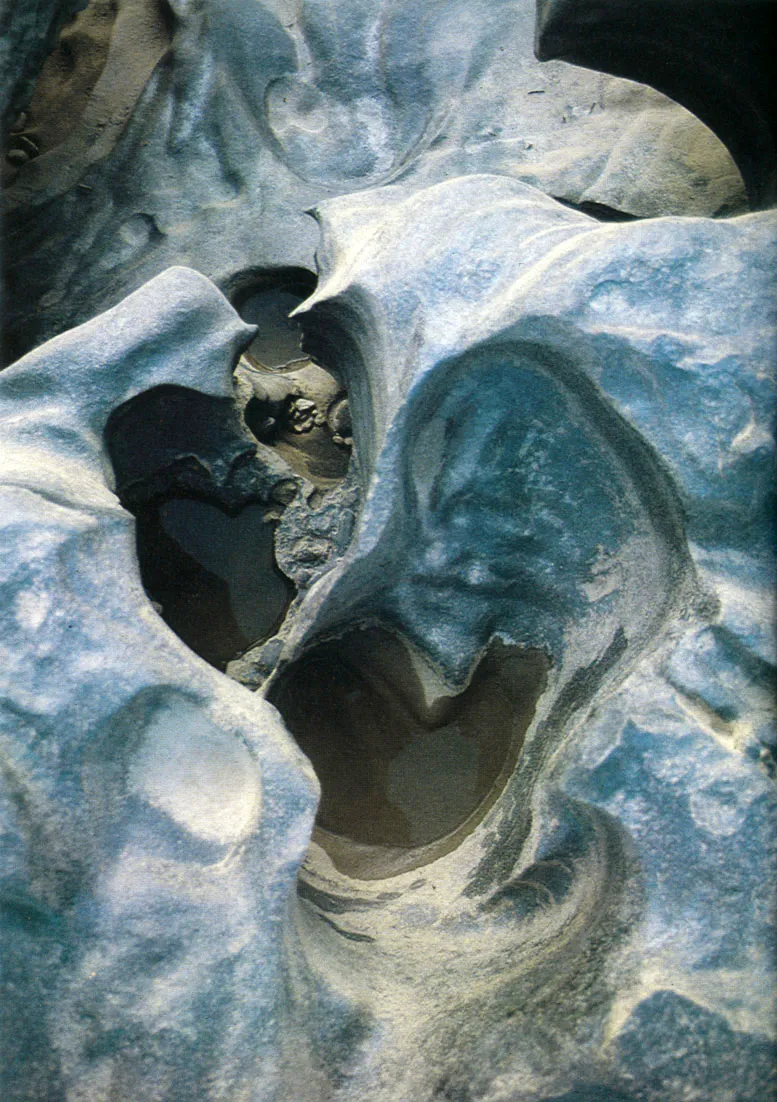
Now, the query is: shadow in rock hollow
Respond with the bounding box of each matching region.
[270,625,551,879]
[105,383,297,670]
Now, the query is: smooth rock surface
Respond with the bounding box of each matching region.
[255,176,774,1099]
[536,0,777,208]
[1,198,772,1099]
[2,0,746,363]
[1,2,775,1100]
[0,269,319,1100]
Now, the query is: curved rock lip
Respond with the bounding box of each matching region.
[269,623,551,879]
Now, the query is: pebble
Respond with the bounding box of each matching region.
[270,479,298,505]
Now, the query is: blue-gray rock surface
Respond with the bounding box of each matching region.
[2,0,746,362]
[1,2,775,1100]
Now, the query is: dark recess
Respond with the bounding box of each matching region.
[270,626,549,873]
[536,0,777,209]
[105,385,295,669]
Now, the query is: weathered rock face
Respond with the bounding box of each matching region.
[1,1,775,1100]
[0,0,88,131]
[0,269,319,1100]
[535,0,777,209]
[262,178,777,1099]
[2,0,748,363]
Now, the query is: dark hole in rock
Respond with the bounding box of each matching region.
[233,271,317,370]
[269,626,550,878]
[554,197,640,223]
[104,384,268,510]
[231,271,353,489]
[135,498,294,671]
[105,385,296,671]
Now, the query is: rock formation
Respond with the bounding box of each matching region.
[1,2,774,1099]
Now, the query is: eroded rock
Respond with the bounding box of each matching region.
[1,2,775,1099]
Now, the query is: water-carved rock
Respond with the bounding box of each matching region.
[1,2,775,1099]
